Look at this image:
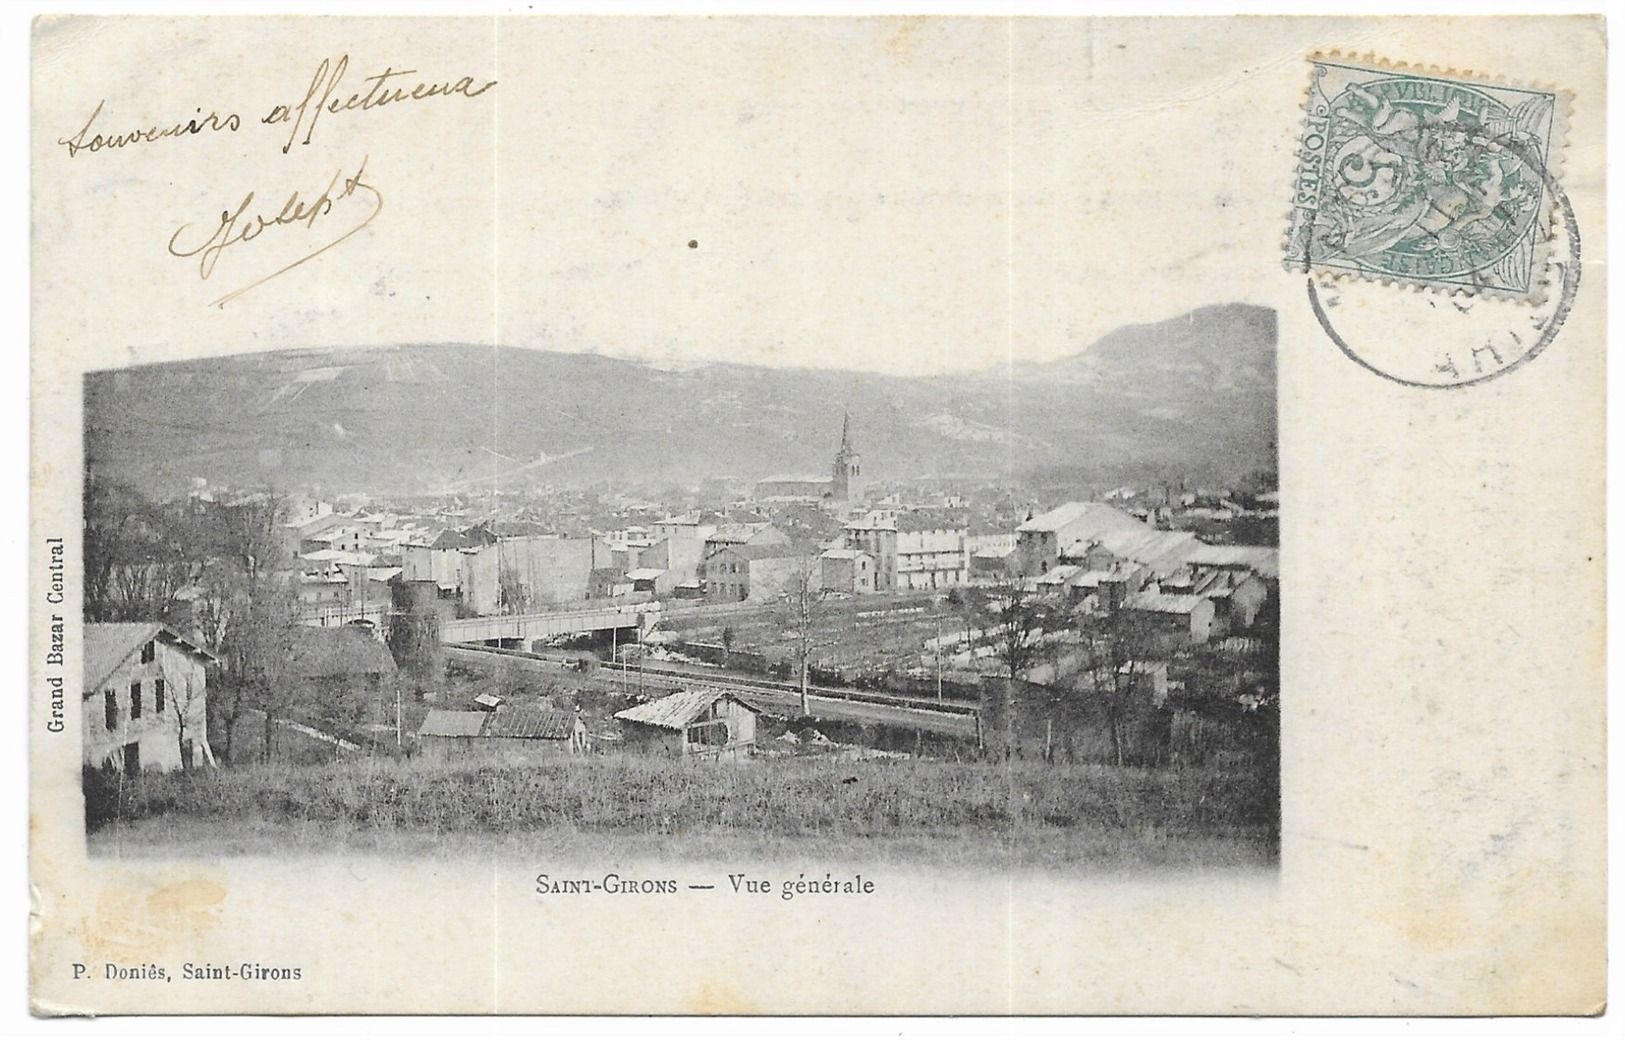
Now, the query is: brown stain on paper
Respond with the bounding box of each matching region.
[885,16,922,61]
[79,878,228,964]
[686,978,759,1015]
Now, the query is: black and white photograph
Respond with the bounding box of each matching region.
[78,308,1280,870]
[28,13,1604,1017]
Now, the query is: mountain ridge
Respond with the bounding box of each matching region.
[85,303,1277,497]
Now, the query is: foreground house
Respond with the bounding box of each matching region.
[703,521,791,560]
[968,537,1018,583]
[614,689,765,762]
[84,623,218,774]
[1060,526,1201,583]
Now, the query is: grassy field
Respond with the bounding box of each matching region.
[87,754,1277,871]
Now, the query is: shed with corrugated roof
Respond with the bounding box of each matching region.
[614,689,765,762]
[416,705,586,759]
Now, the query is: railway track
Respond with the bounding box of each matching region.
[444,642,982,734]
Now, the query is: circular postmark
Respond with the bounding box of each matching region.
[1305,122,1580,390]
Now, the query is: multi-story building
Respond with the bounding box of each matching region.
[842,510,969,591]
[700,544,805,603]
[399,527,613,615]
[84,623,217,774]
[819,547,876,594]
[1015,502,1155,577]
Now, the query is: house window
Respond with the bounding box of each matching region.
[104,691,117,730]
[154,678,166,714]
[130,682,142,720]
[140,641,155,664]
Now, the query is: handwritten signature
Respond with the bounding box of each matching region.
[167,156,382,308]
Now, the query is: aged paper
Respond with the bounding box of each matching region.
[28,14,1605,1015]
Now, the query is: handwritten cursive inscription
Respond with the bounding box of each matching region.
[265,55,497,153]
[58,99,242,159]
[167,155,383,308]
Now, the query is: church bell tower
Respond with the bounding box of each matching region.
[831,411,864,504]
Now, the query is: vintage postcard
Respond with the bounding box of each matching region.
[28,15,1605,1015]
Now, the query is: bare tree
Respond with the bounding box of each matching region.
[108,555,193,623]
[218,577,301,765]
[222,492,289,583]
[205,492,300,764]
[1062,606,1160,767]
[192,559,238,655]
[780,552,830,717]
[166,666,208,771]
[497,563,531,614]
[961,577,1061,757]
[83,473,142,621]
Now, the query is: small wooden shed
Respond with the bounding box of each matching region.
[481,704,583,756]
[416,705,586,759]
[614,689,765,763]
[416,709,487,759]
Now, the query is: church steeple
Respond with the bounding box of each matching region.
[831,410,864,504]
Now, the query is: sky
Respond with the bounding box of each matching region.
[28,15,1338,376]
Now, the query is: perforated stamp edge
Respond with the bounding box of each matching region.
[1282,51,1573,306]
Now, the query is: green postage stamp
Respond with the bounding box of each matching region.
[1285,57,1563,301]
